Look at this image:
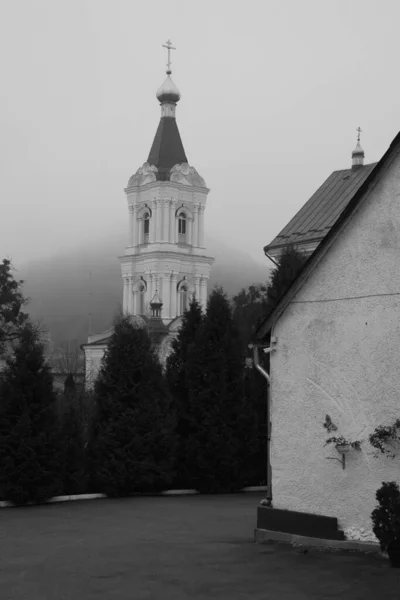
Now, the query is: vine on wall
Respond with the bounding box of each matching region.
[369,419,400,458]
[322,415,362,450]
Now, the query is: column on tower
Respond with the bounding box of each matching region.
[137,214,142,245]
[169,201,176,243]
[156,199,162,240]
[198,205,205,247]
[147,273,153,306]
[194,276,201,302]
[128,206,134,246]
[123,277,130,313]
[200,277,207,311]
[175,216,179,242]
[170,273,178,318]
[127,277,134,314]
[187,216,193,245]
[132,205,138,245]
[163,199,170,241]
[162,274,171,318]
[193,204,199,246]
[150,200,157,242]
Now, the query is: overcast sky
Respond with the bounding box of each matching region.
[1,0,399,269]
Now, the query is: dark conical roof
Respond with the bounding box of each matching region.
[147,117,188,180]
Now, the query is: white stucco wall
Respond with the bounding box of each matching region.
[270,152,400,541]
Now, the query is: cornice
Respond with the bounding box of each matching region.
[125,180,210,195]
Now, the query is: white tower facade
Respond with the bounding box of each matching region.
[120,53,213,323]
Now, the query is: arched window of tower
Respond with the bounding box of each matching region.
[143,212,150,243]
[178,212,187,243]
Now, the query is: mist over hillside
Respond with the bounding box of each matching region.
[19,234,269,345]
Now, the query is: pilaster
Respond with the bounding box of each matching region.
[169,200,176,243]
[163,199,170,242]
[150,200,157,243]
[162,274,171,318]
[132,205,138,245]
[198,205,205,247]
[128,205,134,246]
[194,276,201,302]
[188,217,193,246]
[156,199,162,241]
[200,277,207,311]
[170,273,178,319]
[127,277,134,314]
[123,277,129,313]
[193,204,199,246]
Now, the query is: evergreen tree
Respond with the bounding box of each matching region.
[232,283,268,356]
[185,287,259,493]
[232,245,307,352]
[165,298,203,488]
[264,245,307,316]
[58,386,87,495]
[0,324,61,505]
[91,316,177,497]
[0,258,28,357]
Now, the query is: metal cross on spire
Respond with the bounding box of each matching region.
[162,39,176,73]
[356,126,362,144]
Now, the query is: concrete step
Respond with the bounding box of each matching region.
[257,506,345,540]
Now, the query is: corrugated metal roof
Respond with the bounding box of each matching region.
[266,163,378,251]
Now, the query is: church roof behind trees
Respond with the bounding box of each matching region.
[265,162,377,253]
[148,117,188,180]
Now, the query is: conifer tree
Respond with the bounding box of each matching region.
[165,298,203,487]
[185,287,259,493]
[58,386,87,495]
[265,245,307,316]
[0,258,28,357]
[91,316,176,497]
[0,324,61,505]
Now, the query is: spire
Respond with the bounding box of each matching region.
[147,39,188,180]
[352,126,365,170]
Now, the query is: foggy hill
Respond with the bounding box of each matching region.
[19,234,269,345]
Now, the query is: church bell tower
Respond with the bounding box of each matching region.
[120,40,214,323]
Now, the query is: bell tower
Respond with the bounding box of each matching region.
[120,40,214,323]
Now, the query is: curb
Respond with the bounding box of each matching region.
[254,528,384,555]
[0,494,106,508]
[161,489,199,496]
[0,486,267,508]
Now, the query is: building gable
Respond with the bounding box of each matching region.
[262,132,400,540]
[256,131,400,340]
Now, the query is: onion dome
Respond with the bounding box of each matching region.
[352,141,364,158]
[352,127,365,170]
[156,74,181,104]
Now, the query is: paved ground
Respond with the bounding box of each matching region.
[0,493,399,599]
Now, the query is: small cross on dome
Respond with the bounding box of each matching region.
[162,39,176,74]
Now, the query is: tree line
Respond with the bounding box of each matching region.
[0,248,306,505]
